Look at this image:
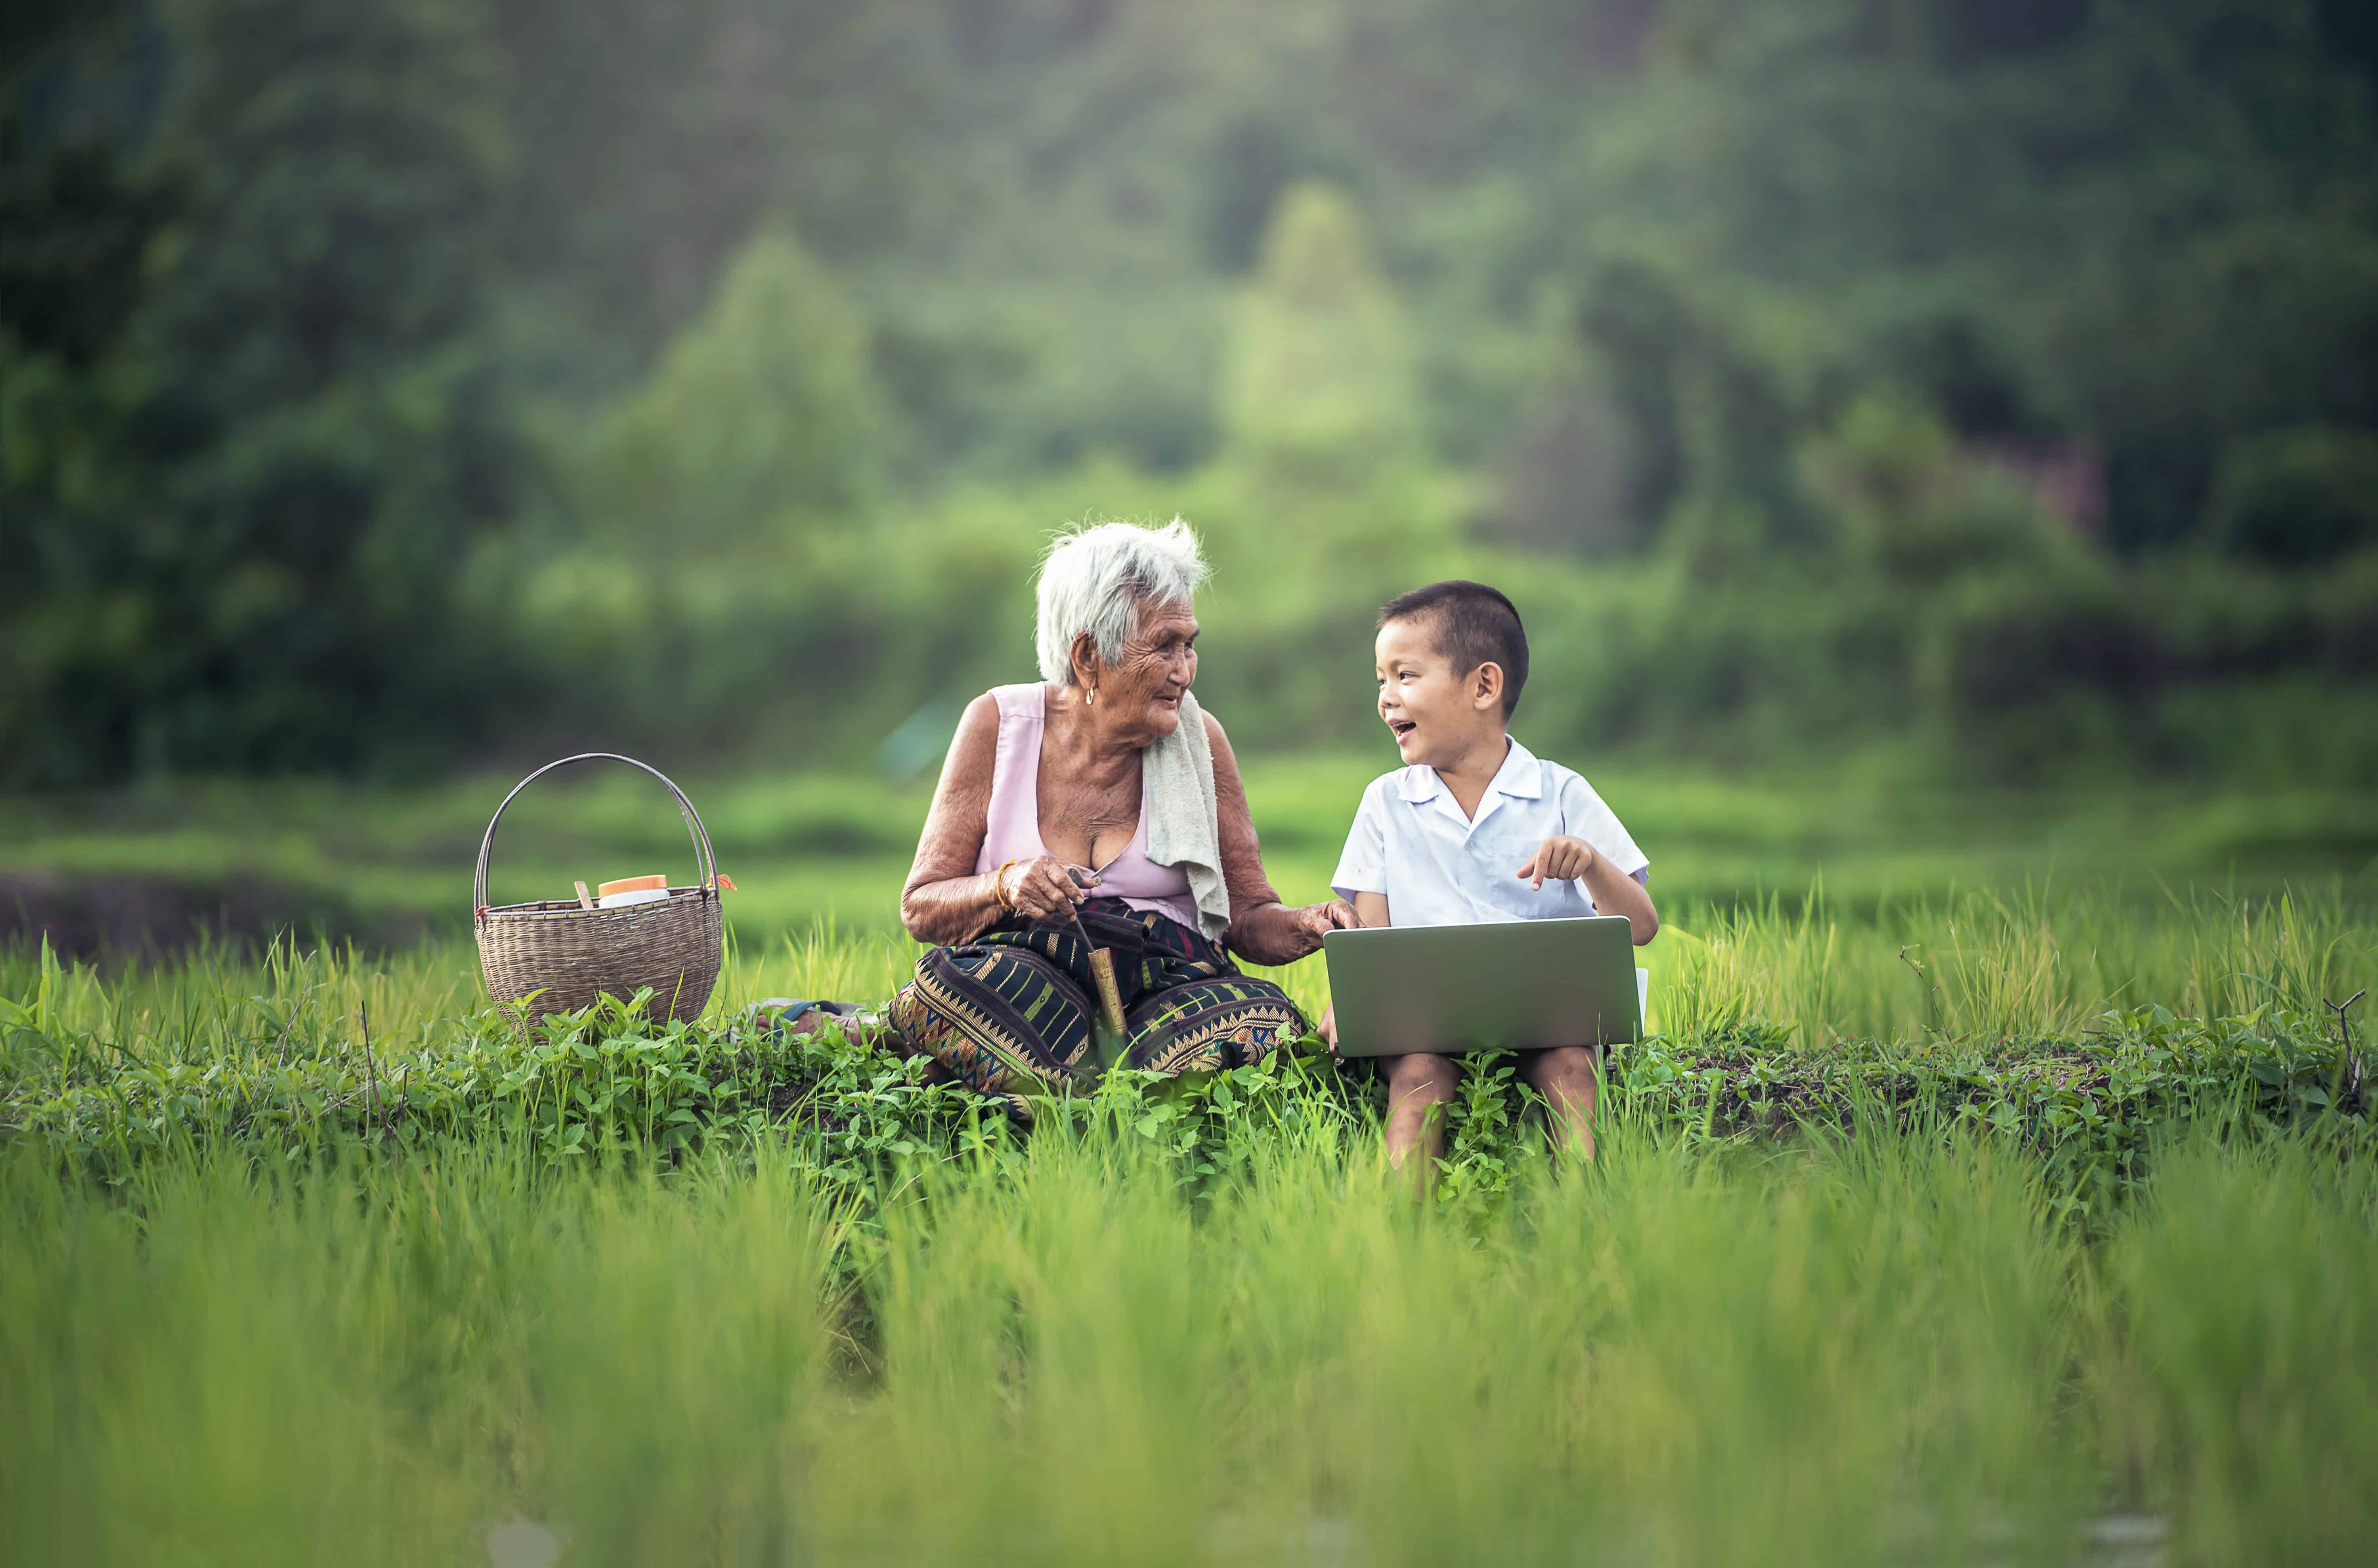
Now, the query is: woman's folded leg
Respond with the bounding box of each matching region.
[887,902,1313,1106]
[887,940,1099,1103]
[1123,974,1307,1075]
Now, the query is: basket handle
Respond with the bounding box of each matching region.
[473,753,719,923]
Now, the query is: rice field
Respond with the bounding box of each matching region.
[3,885,2374,1566]
[10,882,2370,1056]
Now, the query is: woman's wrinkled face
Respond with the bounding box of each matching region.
[1095,597,1199,739]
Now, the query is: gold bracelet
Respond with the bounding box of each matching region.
[992,859,1018,911]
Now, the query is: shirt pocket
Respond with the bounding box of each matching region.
[1468,818,1551,879]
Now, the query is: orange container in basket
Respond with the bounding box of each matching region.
[597,875,669,908]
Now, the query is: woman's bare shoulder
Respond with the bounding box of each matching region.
[960,689,1003,730]
[934,693,1004,785]
[1204,707,1251,776]
[1202,708,1250,803]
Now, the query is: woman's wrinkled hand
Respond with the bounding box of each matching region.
[998,855,1095,922]
[1279,898,1359,958]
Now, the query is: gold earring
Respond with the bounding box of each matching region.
[1085,687,1097,707]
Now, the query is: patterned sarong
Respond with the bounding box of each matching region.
[889,899,1308,1109]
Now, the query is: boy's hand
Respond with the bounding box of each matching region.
[1317,1003,1339,1054]
[1517,835,1597,890]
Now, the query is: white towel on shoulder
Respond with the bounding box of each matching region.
[1142,692,1232,942]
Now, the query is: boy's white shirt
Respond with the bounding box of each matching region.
[1329,736,1648,926]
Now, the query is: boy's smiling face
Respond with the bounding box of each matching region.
[1375,614,1506,767]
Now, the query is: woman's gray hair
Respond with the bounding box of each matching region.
[1034,518,1211,685]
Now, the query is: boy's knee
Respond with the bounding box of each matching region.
[1524,1045,1599,1092]
[1386,1052,1460,1100]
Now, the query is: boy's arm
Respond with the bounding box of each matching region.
[1518,838,1658,945]
[1583,855,1658,945]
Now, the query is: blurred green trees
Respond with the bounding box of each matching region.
[2203,428,2378,569]
[5,0,515,782]
[514,222,924,749]
[1800,391,2076,584]
[1220,182,1420,482]
[4,0,2376,785]
[565,227,886,555]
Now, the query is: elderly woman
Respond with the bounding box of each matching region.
[890,519,1355,1101]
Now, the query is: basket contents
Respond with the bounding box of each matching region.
[596,875,669,908]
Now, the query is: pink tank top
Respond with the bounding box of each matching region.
[974,683,1200,931]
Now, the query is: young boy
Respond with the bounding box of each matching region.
[1323,581,1657,1185]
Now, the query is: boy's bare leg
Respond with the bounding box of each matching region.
[1521,1046,1599,1164]
[1382,1052,1461,1198]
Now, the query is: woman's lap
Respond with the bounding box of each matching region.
[889,899,1307,1105]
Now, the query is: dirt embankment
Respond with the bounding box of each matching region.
[0,871,427,959]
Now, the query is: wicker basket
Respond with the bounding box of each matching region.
[473,753,725,1024]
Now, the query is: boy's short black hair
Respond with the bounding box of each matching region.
[1377,580,1528,719]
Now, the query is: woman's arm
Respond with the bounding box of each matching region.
[899,696,1093,944]
[1207,711,1355,966]
[898,696,1004,945]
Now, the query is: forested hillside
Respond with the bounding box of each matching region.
[7,0,2375,783]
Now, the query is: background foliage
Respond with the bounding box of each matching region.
[6,0,2378,787]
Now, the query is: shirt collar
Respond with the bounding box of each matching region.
[1396,736,1542,803]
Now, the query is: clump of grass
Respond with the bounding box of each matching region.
[2093,1137,2378,1566]
[1652,883,2374,1045]
[0,1147,843,1566]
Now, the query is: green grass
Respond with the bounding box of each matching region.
[7,886,2367,1208]
[5,1115,2374,1565]
[8,883,2368,1059]
[6,789,2377,1564]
